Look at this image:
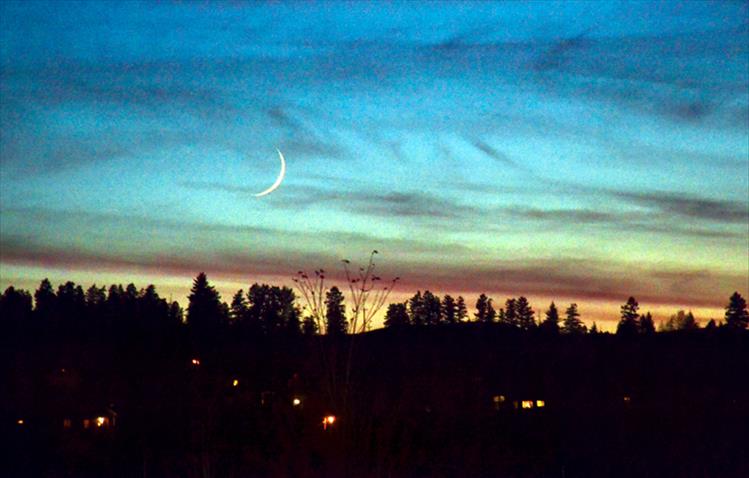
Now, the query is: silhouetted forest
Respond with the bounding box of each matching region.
[1,272,747,477]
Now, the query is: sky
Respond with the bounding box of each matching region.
[1,1,748,329]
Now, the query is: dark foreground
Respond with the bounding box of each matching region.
[2,325,748,478]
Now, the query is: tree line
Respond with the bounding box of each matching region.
[1,274,747,339]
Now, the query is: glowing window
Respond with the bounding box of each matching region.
[232,379,239,387]
[536,400,545,408]
[96,417,107,427]
[63,418,72,428]
[623,396,631,403]
[17,419,24,425]
[83,419,90,429]
[521,400,534,409]
[492,395,505,403]
[292,397,301,406]
[191,358,200,366]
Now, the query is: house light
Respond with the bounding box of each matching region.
[492,395,506,403]
[292,397,301,406]
[536,400,545,408]
[191,358,200,366]
[63,418,72,428]
[322,415,336,430]
[96,417,106,427]
[623,396,631,403]
[232,379,239,387]
[17,419,24,425]
[521,400,534,409]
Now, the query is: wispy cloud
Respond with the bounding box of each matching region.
[613,191,749,224]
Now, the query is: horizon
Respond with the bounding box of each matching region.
[1,1,748,331]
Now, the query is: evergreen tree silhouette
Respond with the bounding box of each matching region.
[639,311,655,335]
[590,322,599,334]
[302,316,318,335]
[456,296,468,322]
[724,292,748,330]
[168,301,183,324]
[57,281,85,333]
[475,294,491,322]
[515,296,536,330]
[486,299,497,323]
[325,286,347,336]
[140,284,168,322]
[562,303,586,334]
[662,310,700,331]
[617,297,640,336]
[422,290,441,326]
[503,298,518,327]
[85,284,106,309]
[187,273,224,339]
[408,291,426,326]
[704,318,717,331]
[1,286,32,333]
[384,302,409,328]
[539,301,560,334]
[230,289,249,324]
[681,311,698,330]
[441,295,457,324]
[34,278,56,323]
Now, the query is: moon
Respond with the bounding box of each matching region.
[254,149,286,197]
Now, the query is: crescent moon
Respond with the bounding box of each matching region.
[254,149,286,197]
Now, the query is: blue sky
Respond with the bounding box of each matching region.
[1,1,747,326]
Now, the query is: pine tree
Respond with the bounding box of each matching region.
[230,289,249,324]
[408,291,426,326]
[168,301,183,324]
[422,290,441,326]
[456,296,468,322]
[682,311,698,330]
[1,286,32,331]
[515,296,536,331]
[724,292,748,330]
[384,302,409,328]
[639,311,655,335]
[540,301,560,334]
[562,303,586,335]
[34,278,56,321]
[325,286,347,336]
[616,297,640,336]
[187,273,224,335]
[486,300,497,323]
[441,295,457,324]
[590,322,599,334]
[475,294,491,322]
[503,298,518,327]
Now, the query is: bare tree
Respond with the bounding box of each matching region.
[293,250,398,411]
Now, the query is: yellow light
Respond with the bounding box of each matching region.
[623,396,631,403]
[536,400,545,408]
[322,415,336,430]
[492,395,505,403]
[521,400,534,409]
[191,358,200,366]
[232,379,239,387]
[17,419,24,425]
[292,398,301,406]
[96,417,106,427]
